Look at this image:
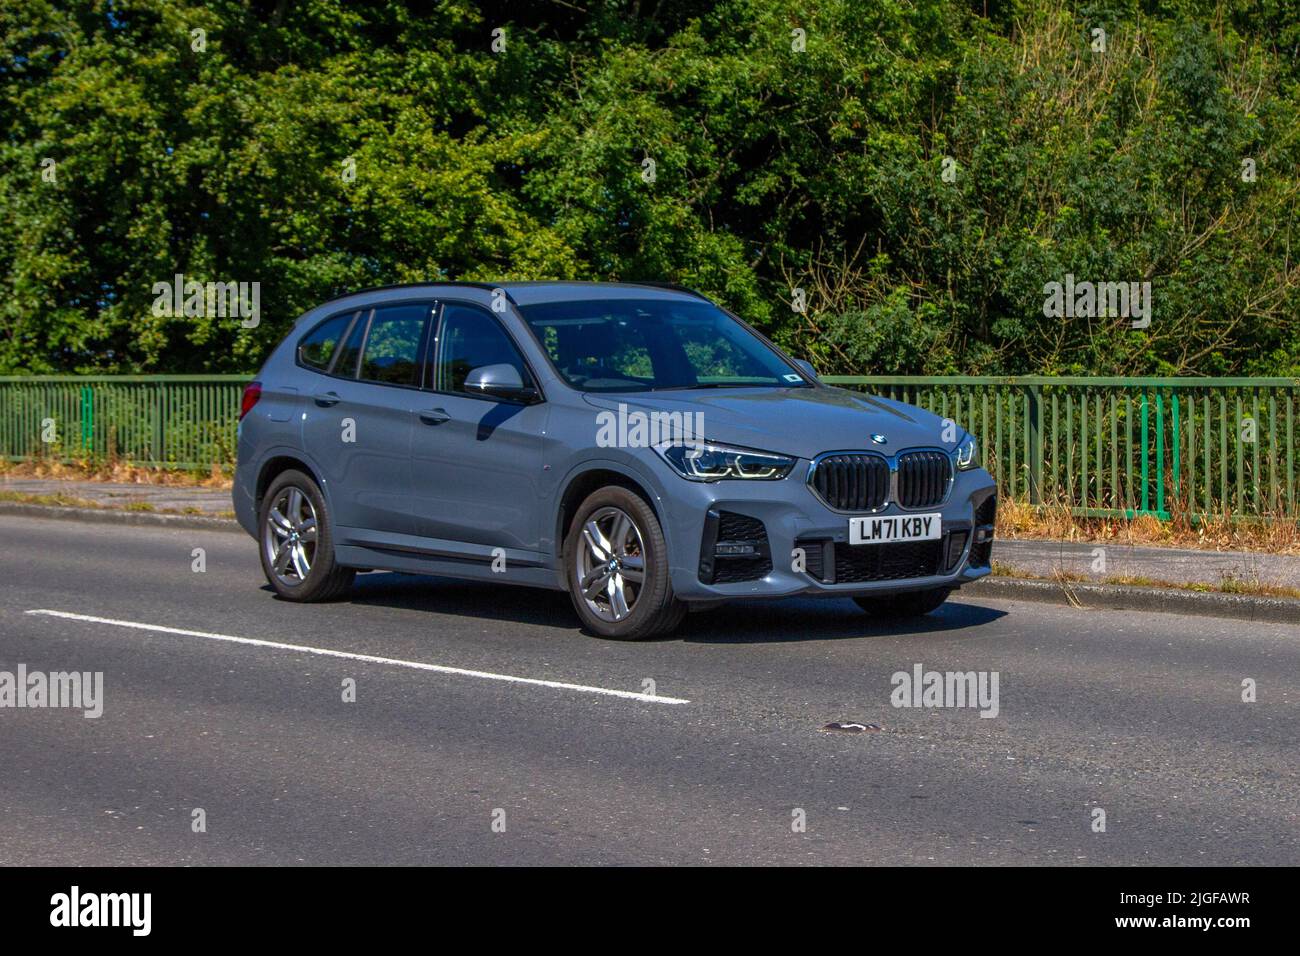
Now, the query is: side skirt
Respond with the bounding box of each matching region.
[334,544,563,591]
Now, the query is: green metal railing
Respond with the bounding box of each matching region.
[0,375,249,470]
[825,376,1300,520]
[2,374,1297,518]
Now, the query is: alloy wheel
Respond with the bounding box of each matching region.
[574,506,646,622]
[263,486,318,587]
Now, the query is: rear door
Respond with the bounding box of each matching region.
[300,302,434,536]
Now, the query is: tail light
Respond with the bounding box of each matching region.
[239,381,262,421]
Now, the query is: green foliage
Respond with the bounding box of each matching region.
[0,0,1296,375]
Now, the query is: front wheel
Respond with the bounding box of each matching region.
[258,469,355,602]
[854,587,951,619]
[563,486,686,640]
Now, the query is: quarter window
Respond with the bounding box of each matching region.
[298,312,355,371]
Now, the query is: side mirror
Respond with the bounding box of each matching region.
[464,363,536,402]
[794,359,819,381]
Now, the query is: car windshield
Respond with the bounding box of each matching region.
[518,297,810,393]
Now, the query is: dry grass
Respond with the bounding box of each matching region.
[0,489,104,509]
[990,561,1300,600]
[995,496,1300,555]
[0,488,235,519]
[0,457,232,489]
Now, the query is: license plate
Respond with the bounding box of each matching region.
[848,513,942,545]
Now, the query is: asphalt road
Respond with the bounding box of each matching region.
[0,514,1296,866]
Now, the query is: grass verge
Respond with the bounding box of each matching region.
[996,497,1300,555]
[990,560,1300,600]
[0,490,235,520]
[0,457,232,489]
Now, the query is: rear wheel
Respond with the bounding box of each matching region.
[259,469,355,602]
[564,486,686,640]
[854,587,951,619]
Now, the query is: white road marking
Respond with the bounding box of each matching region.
[24,609,689,705]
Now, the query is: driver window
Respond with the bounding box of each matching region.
[433,304,533,396]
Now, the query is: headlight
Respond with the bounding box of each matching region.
[655,441,795,481]
[955,433,978,470]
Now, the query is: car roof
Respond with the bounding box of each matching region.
[318,280,709,311]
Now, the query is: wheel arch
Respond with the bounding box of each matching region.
[255,455,325,514]
[554,464,667,563]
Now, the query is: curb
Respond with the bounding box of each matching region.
[0,501,243,534]
[968,575,1300,625]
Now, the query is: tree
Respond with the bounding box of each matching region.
[1,0,1296,376]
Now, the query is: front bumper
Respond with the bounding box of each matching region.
[661,462,997,602]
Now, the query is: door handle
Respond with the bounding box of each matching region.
[419,408,451,425]
[313,391,341,407]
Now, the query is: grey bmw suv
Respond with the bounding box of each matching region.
[234,282,996,639]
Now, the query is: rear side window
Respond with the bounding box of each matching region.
[358,304,431,386]
[298,312,355,371]
[332,312,368,379]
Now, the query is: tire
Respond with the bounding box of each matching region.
[563,486,687,640]
[854,587,951,619]
[258,469,355,602]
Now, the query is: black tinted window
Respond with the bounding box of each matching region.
[358,304,431,386]
[298,312,355,371]
[332,311,367,379]
[519,298,807,392]
[435,304,532,395]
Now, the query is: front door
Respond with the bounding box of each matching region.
[409,302,548,558]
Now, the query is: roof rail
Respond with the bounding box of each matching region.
[321,280,505,307]
[316,279,709,310]
[624,281,711,300]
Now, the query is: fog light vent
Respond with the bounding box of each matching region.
[945,530,969,571]
[699,510,772,584]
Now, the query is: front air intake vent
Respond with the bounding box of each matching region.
[699,510,772,584]
[970,494,997,567]
[944,530,969,571]
[833,540,943,584]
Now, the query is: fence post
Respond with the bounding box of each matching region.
[1140,391,1150,513]
[1171,391,1180,516]
[79,385,94,456]
[1156,389,1165,518]
[155,381,164,467]
[1027,384,1042,504]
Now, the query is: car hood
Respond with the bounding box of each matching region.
[582,386,956,460]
